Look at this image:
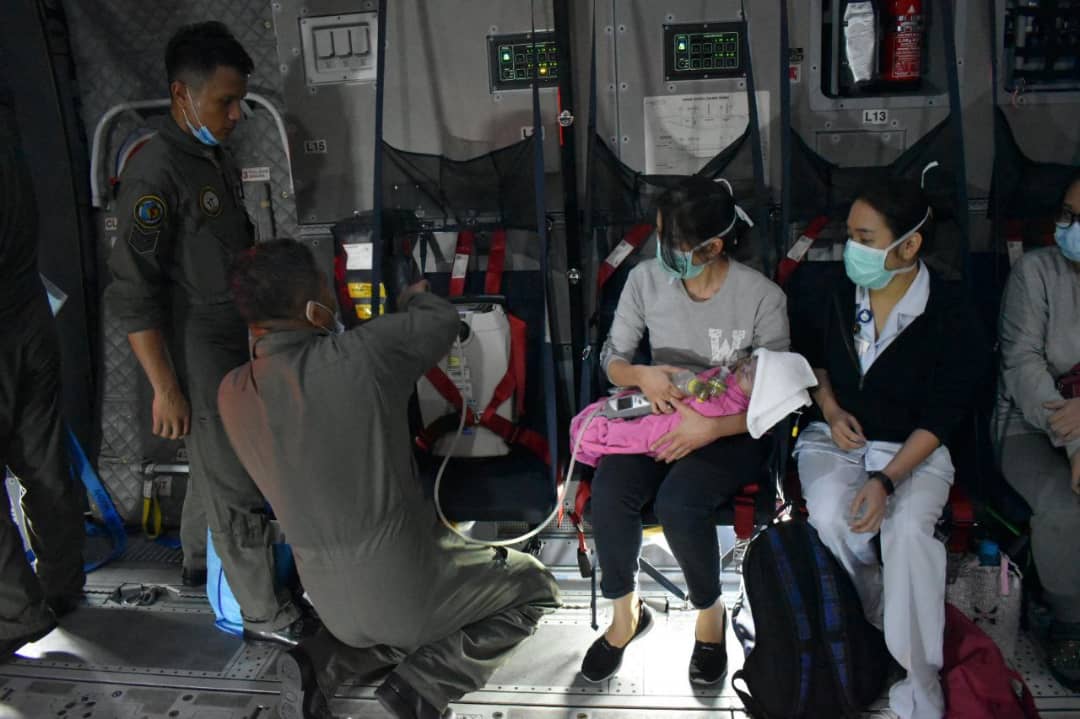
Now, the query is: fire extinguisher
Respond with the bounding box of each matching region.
[881,0,924,85]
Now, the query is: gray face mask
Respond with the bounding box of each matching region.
[305,300,344,335]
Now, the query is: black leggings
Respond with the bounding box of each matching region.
[590,433,765,609]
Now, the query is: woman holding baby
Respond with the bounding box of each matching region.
[580,177,788,685]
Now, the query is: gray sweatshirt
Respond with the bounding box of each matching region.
[601,258,789,382]
[995,247,1080,458]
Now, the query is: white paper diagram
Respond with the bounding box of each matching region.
[643,92,770,178]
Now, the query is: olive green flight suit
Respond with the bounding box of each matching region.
[106,118,298,631]
[218,293,561,710]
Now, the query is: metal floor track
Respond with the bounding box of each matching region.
[2,539,1079,718]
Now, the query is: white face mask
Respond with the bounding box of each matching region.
[305,300,344,335]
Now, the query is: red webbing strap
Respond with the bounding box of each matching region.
[776,215,830,287]
[485,228,507,295]
[508,314,527,416]
[422,367,474,420]
[596,223,653,295]
[449,230,475,297]
[419,362,549,465]
[948,484,975,554]
[734,483,760,540]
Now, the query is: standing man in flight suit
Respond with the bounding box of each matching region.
[0,76,86,661]
[106,22,307,645]
[219,240,561,719]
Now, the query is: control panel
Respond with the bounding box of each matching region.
[1004,1,1080,92]
[488,32,560,91]
[300,12,378,86]
[663,22,745,81]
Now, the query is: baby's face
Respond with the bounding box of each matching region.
[735,356,757,395]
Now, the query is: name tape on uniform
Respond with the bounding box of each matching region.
[241,166,272,183]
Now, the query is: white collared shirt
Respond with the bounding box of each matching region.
[854,261,930,375]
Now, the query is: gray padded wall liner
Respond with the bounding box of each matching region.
[63,0,297,524]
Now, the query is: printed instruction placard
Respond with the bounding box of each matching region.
[643,92,769,179]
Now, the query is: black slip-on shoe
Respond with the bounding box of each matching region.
[0,621,57,663]
[689,604,728,685]
[688,639,728,685]
[580,600,654,683]
[277,646,334,719]
[374,672,455,719]
[244,615,320,649]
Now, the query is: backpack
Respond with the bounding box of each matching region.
[732,515,890,719]
[943,603,1040,719]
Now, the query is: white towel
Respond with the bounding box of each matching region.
[746,348,818,439]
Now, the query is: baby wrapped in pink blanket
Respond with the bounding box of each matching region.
[569,362,755,467]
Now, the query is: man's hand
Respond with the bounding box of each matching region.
[637,365,688,415]
[651,402,717,463]
[824,406,867,450]
[849,478,888,534]
[397,279,430,308]
[1071,450,1080,496]
[1045,398,1080,443]
[152,386,190,440]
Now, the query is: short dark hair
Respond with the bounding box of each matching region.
[1062,170,1080,206]
[165,22,254,86]
[654,176,743,266]
[229,239,322,324]
[854,178,935,255]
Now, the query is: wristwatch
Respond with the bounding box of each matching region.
[868,470,895,496]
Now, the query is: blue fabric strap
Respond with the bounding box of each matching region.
[66,426,127,572]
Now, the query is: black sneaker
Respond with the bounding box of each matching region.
[580,600,653,683]
[277,646,333,719]
[1047,622,1080,692]
[244,615,320,649]
[181,567,207,587]
[45,592,82,618]
[375,672,455,719]
[689,604,728,685]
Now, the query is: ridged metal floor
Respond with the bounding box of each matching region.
[1,536,1078,718]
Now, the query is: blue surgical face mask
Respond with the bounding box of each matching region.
[656,236,717,280]
[183,89,220,147]
[305,300,344,335]
[1055,222,1080,262]
[843,208,929,290]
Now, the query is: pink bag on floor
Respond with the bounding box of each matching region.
[943,603,1040,719]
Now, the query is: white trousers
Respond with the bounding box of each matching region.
[795,422,953,719]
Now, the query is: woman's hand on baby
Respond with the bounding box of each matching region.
[1045,398,1080,443]
[824,407,866,450]
[638,364,688,415]
[651,403,714,463]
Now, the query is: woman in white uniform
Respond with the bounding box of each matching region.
[791,178,986,719]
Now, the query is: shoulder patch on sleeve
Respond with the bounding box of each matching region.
[133,194,167,231]
[127,226,160,255]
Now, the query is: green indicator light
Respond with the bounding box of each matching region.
[503,52,511,61]
[678,42,686,50]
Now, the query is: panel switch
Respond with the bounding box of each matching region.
[331,28,351,57]
[314,29,334,59]
[349,25,370,56]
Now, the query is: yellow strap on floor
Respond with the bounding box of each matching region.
[141,479,162,540]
